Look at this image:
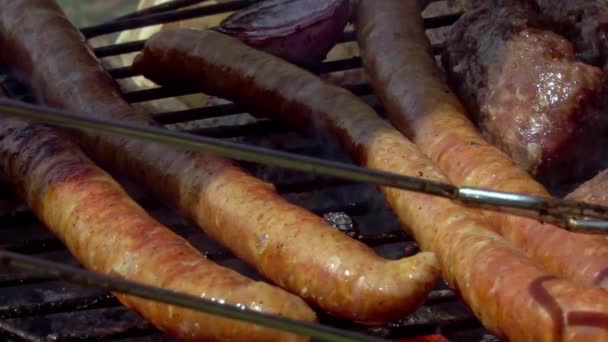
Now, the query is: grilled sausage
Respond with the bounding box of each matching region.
[0,91,316,341]
[131,26,608,341]
[217,0,350,68]
[0,0,440,323]
[355,0,608,290]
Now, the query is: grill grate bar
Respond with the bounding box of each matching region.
[183,119,283,138]
[425,12,462,29]
[150,99,387,127]
[152,103,242,125]
[99,25,444,63]
[83,0,459,40]
[0,239,65,256]
[425,289,458,305]
[108,65,139,79]
[95,40,145,59]
[54,325,158,342]
[358,232,412,247]
[310,202,369,216]
[273,177,356,194]
[107,52,366,79]
[122,82,374,103]
[0,236,232,262]
[107,42,443,79]
[0,294,118,320]
[0,275,54,288]
[0,210,37,229]
[111,0,211,22]
[0,320,44,342]
[107,0,447,24]
[81,0,257,38]
[123,85,198,103]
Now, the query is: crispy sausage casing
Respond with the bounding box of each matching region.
[132,26,608,341]
[356,0,608,291]
[0,102,316,341]
[0,0,440,323]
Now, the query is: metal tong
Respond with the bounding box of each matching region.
[0,98,607,234]
[0,250,384,342]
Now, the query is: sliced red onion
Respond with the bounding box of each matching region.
[217,0,350,67]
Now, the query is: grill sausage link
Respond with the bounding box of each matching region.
[0,0,440,323]
[355,0,608,291]
[0,93,316,341]
[132,26,608,341]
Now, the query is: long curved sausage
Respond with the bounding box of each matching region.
[132,26,608,341]
[355,0,608,290]
[0,0,440,323]
[0,91,316,341]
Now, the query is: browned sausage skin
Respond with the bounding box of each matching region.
[355,0,608,291]
[132,26,608,341]
[0,0,440,323]
[0,90,316,341]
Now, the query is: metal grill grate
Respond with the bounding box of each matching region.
[0,1,499,341]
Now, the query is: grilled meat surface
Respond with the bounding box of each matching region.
[451,0,608,70]
[442,2,608,185]
[535,0,608,69]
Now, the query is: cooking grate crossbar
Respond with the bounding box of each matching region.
[81,0,256,38]
[110,0,212,22]
[92,18,451,59]
[80,0,460,39]
[105,43,444,80]
[0,1,496,341]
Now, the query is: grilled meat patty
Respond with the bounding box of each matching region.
[535,0,608,69]
[442,1,608,185]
